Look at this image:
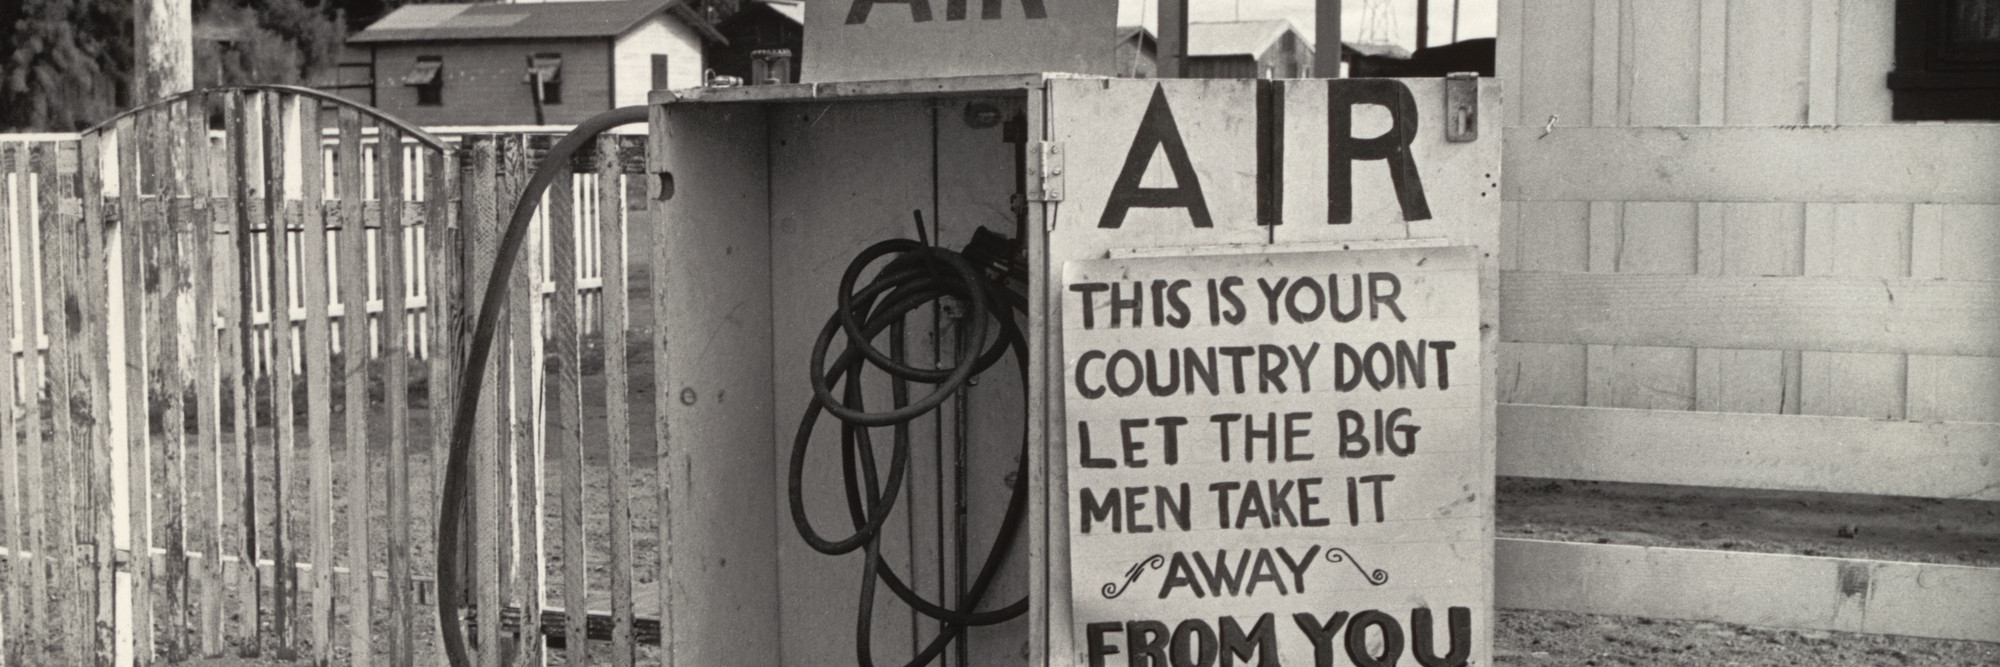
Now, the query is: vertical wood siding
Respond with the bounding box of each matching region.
[1497,0,2000,643]
[1500,0,2000,426]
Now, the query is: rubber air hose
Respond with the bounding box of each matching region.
[788,231,1032,667]
[437,105,648,667]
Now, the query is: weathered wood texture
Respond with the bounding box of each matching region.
[29,90,720,667]
[1497,0,2000,448]
[295,90,336,665]
[1497,538,2000,643]
[335,106,375,667]
[495,131,531,667]
[1500,273,2000,357]
[550,156,588,667]
[461,134,505,667]
[1498,405,2000,500]
[1497,0,2000,639]
[0,87,589,665]
[596,134,637,667]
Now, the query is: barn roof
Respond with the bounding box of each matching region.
[1187,19,1307,58]
[352,0,720,44]
[1118,25,1155,46]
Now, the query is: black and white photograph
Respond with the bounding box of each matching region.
[0,0,1994,664]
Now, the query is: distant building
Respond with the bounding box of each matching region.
[1115,22,1417,79]
[1115,26,1159,78]
[348,0,725,125]
[1185,19,1315,79]
[707,0,804,85]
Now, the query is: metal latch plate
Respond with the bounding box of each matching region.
[1445,72,1479,143]
[1029,141,1064,203]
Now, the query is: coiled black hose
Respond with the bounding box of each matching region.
[788,233,1030,666]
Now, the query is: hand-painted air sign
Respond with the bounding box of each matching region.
[802,0,1116,82]
[1048,78,1499,666]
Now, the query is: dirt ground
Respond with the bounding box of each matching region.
[1488,478,2000,665]
[1494,608,2000,666]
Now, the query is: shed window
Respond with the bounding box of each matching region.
[527,53,563,104]
[405,56,443,106]
[1890,0,2000,119]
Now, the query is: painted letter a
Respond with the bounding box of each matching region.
[1098,85,1215,229]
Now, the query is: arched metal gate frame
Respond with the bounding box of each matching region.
[86,84,455,665]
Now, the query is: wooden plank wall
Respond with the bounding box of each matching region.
[1497,0,2000,642]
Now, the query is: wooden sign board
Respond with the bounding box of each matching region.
[1062,246,1482,665]
[802,0,1116,82]
[1044,78,1500,665]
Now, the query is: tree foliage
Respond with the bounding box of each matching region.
[0,0,132,131]
[0,0,343,131]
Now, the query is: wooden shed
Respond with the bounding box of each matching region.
[1494,0,2000,642]
[348,0,725,126]
[707,0,804,85]
[1183,19,1316,79]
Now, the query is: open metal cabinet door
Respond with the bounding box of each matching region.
[649,100,781,666]
[1035,77,1501,666]
[653,76,1049,666]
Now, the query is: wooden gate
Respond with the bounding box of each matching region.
[1,85,654,666]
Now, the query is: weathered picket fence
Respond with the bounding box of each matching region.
[0,85,653,666]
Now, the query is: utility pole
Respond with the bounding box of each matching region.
[136,0,194,102]
[1315,0,1342,78]
[1157,0,1188,78]
[1452,0,1461,44]
[1416,0,1429,51]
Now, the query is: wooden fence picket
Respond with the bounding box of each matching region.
[500,133,538,667]
[597,133,637,667]
[296,94,336,663]
[379,124,416,665]
[548,155,586,667]
[0,142,26,667]
[179,93,226,660]
[260,91,300,650]
[119,112,155,666]
[18,141,53,666]
[335,107,373,667]
[460,133,504,667]
[220,90,258,649]
[35,137,85,666]
[80,130,118,667]
[421,139,458,666]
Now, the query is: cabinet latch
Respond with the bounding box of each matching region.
[1445,73,1479,143]
[1029,141,1064,203]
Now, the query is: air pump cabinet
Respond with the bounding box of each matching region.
[645,74,1502,666]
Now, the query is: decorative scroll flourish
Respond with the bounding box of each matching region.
[1102,554,1167,599]
[1324,547,1391,585]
